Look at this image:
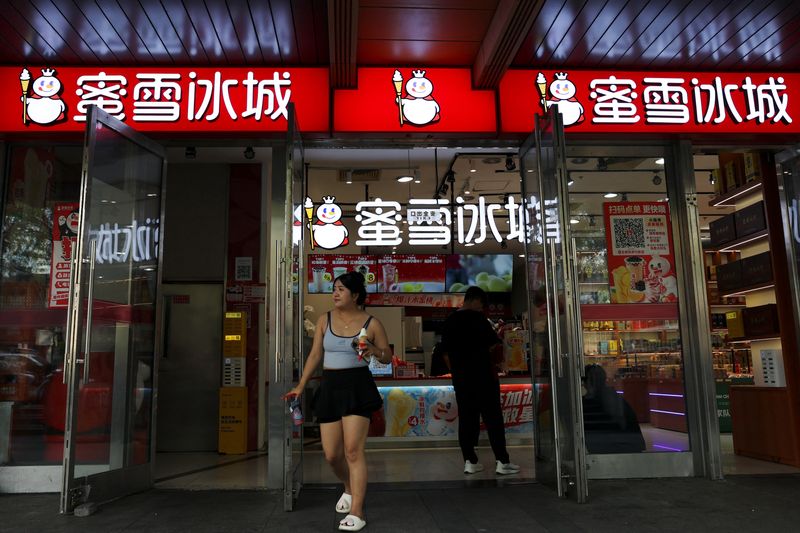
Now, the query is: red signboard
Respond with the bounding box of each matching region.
[334,68,496,132]
[1,67,329,133]
[603,202,677,304]
[500,70,799,134]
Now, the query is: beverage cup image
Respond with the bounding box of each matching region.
[357,264,369,280]
[624,256,645,290]
[382,264,397,292]
[332,266,348,280]
[312,266,327,291]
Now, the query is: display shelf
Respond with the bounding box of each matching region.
[710,304,747,309]
[708,179,762,207]
[708,229,769,253]
[584,327,679,333]
[727,334,780,343]
[580,303,679,321]
[720,282,775,298]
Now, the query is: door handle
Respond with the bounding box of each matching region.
[63,254,79,385]
[82,240,97,384]
[548,239,564,379]
[570,237,586,378]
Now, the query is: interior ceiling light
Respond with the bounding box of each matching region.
[652,173,662,185]
[604,192,618,198]
[597,157,608,171]
[346,170,353,184]
[568,179,575,186]
[469,159,476,173]
[570,218,580,224]
[505,156,516,171]
[244,146,255,160]
[655,158,665,165]
[396,148,413,183]
[185,146,196,159]
[709,172,715,185]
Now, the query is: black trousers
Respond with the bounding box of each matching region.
[453,378,510,464]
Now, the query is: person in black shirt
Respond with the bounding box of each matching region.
[440,287,520,475]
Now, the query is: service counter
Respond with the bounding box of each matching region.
[366,376,536,445]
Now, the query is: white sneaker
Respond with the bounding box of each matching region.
[464,460,484,474]
[496,460,521,475]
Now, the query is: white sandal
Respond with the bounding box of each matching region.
[338,514,366,531]
[335,492,352,514]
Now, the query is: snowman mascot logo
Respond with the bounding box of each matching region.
[311,196,349,250]
[536,71,584,127]
[20,68,67,126]
[392,69,440,126]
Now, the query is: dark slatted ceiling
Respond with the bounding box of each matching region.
[0,1,799,75]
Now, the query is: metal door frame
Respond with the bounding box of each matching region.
[60,106,167,513]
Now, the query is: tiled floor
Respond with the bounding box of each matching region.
[152,430,799,490]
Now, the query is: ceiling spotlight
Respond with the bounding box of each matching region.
[597,157,608,171]
[396,175,414,183]
[346,170,353,184]
[469,159,476,173]
[568,179,575,186]
[243,146,255,159]
[185,146,196,159]
[519,254,525,258]
[603,192,618,198]
[621,193,629,202]
[652,173,662,185]
[505,156,516,171]
[570,218,580,225]
[655,158,665,165]
[414,179,421,184]
[709,172,715,185]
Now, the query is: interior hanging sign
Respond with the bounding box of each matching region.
[0,66,329,133]
[334,68,496,132]
[500,70,798,134]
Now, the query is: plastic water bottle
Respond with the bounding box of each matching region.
[289,398,304,426]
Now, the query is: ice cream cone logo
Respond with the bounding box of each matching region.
[20,68,30,125]
[304,196,316,249]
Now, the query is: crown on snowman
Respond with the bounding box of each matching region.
[554,72,569,80]
[41,68,56,77]
[412,70,427,78]
[321,196,337,204]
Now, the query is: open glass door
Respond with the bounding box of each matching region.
[60,106,166,513]
[520,109,588,502]
[267,103,305,511]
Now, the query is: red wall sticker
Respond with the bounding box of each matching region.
[334,68,496,132]
[500,70,800,134]
[2,67,329,134]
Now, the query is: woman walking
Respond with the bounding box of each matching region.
[285,271,392,531]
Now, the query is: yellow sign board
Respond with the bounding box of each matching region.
[218,387,248,454]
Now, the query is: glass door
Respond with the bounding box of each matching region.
[520,109,588,502]
[267,104,305,511]
[60,106,166,513]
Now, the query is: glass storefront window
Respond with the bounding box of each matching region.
[565,149,690,454]
[0,145,81,465]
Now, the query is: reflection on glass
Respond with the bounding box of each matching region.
[0,146,81,466]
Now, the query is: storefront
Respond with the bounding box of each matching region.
[1,63,800,513]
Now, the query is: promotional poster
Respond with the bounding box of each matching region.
[48,202,79,309]
[603,202,677,304]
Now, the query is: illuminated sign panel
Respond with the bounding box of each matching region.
[2,67,329,133]
[500,70,799,134]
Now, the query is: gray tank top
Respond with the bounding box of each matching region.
[323,312,373,369]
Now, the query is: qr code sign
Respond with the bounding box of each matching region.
[611,217,645,253]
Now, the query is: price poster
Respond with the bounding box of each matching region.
[603,202,677,304]
[376,254,446,293]
[48,202,79,308]
[307,255,377,293]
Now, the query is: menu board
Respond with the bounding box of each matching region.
[445,254,513,293]
[375,254,446,293]
[308,253,514,294]
[307,255,377,293]
[603,202,677,303]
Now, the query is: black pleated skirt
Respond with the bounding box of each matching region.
[312,366,383,423]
